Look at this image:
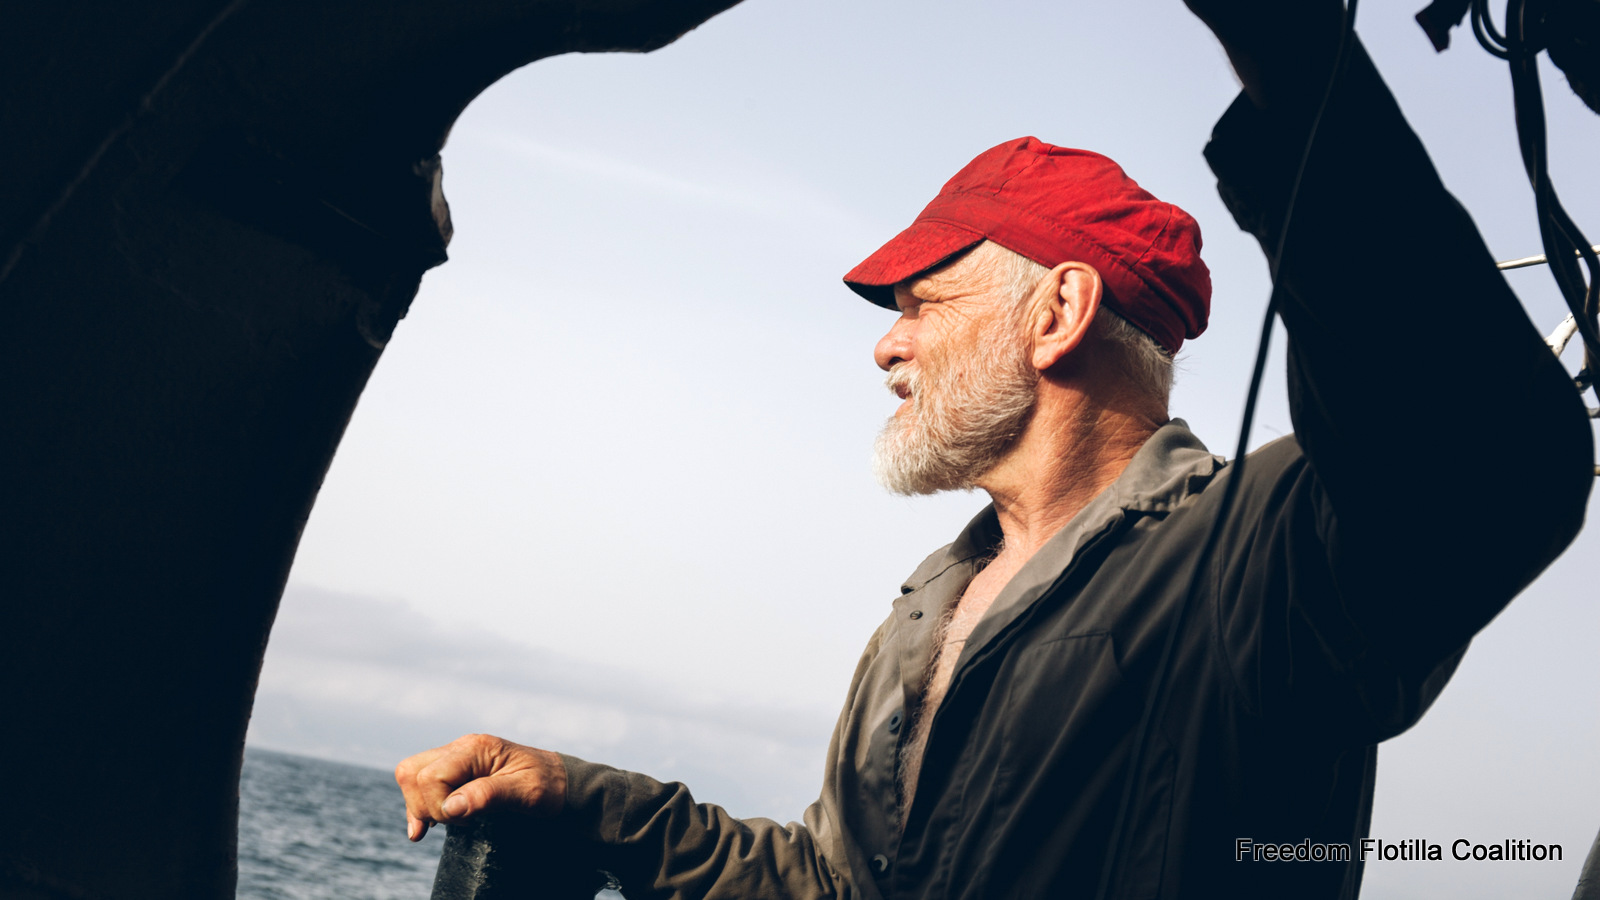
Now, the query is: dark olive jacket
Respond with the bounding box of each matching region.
[553,37,1593,900]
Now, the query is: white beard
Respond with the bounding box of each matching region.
[872,316,1038,496]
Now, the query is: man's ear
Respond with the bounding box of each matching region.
[1028,261,1102,372]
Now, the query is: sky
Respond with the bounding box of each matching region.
[247,1,1600,896]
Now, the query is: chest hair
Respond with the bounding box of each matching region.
[896,554,1014,812]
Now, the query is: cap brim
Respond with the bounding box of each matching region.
[843,219,987,308]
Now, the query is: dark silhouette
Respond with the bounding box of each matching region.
[0,3,739,897]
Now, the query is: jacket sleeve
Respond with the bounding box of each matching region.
[1201,36,1592,734]
[553,756,849,900]
[544,617,910,900]
[533,613,910,900]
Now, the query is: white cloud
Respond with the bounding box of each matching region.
[250,585,832,821]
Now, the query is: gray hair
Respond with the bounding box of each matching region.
[989,242,1175,400]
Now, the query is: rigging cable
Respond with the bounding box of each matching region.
[1488,0,1600,396]
[1472,0,1511,58]
[1092,3,1362,897]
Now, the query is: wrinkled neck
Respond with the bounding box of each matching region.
[977,386,1163,565]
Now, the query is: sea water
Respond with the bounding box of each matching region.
[238,747,442,899]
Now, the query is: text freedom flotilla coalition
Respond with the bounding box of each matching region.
[1234,838,1564,863]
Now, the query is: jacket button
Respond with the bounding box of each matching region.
[888,711,903,733]
[871,854,890,873]
[909,610,923,620]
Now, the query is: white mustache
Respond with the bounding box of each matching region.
[885,363,918,400]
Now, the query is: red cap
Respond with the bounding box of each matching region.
[844,137,1210,354]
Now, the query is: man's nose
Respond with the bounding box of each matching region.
[874,319,913,372]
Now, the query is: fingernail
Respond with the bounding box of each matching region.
[407,818,419,841]
[443,795,468,818]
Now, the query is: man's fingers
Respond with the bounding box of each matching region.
[430,756,563,822]
[438,775,502,821]
[396,734,497,837]
[412,736,503,818]
[394,734,567,839]
[395,742,456,827]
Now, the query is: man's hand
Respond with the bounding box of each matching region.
[1183,0,1347,113]
[393,733,567,841]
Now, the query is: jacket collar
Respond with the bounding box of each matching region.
[897,418,1220,595]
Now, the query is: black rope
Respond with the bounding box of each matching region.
[1472,0,1512,57]
[1091,4,1362,897]
[1499,0,1600,400]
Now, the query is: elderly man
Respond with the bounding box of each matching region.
[396,3,1593,897]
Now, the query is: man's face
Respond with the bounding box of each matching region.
[872,246,1040,495]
